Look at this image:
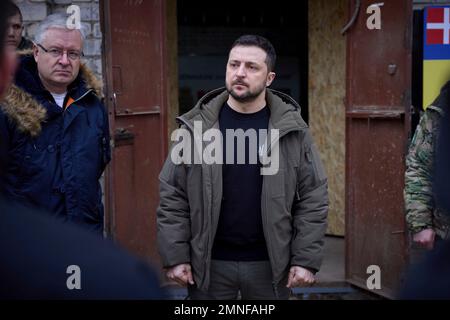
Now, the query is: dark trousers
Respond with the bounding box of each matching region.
[188,260,291,300]
[409,235,444,266]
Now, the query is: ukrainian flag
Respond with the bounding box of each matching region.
[423,6,450,109]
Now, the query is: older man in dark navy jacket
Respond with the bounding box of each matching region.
[0,13,110,233]
[0,6,164,300]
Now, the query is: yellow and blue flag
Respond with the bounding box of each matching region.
[423,6,450,109]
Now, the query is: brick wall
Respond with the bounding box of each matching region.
[14,0,102,79]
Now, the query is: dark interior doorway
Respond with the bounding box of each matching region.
[177,0,309,122]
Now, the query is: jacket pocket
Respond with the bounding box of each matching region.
[78,185,103,223]
[17,139,47,188]
[305,143,327,184]
[268,168,286,199]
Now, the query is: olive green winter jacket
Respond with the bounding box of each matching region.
[157,88,328,292]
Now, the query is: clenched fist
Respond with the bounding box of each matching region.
[166,263,195,287]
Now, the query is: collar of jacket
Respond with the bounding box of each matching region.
[176,87,308,136]
[0,51,103,137]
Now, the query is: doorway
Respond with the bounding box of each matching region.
[177,1,309,122]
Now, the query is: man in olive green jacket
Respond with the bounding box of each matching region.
[157,35,328,299]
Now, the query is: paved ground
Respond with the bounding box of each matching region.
[164,236,384,300]
[290,236,383,300]
[316,235,346,284]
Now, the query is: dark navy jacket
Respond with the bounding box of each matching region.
[0,54,111,233]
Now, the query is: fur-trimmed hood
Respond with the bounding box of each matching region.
[0,51,103,136]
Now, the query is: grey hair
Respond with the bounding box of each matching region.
[34,13,87,45]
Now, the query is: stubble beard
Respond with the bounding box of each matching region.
[226,81,266,103]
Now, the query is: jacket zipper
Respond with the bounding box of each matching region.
[176,116,193,132]
[63,89,93,113]
[262,126,303,291]
[178,116,306,291]
[176,116,212,288]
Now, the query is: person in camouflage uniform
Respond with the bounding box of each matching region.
[405,81,450,250]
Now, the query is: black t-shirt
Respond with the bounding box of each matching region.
[212,103,270,261]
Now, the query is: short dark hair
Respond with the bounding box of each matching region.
[6,2,22,21]
[230,35,277,72]
[0,1,16,59]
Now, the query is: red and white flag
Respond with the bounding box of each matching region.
[426,7,450,45]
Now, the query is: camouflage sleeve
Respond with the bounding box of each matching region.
[404,109,440,234]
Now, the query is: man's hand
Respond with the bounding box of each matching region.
[286,266,315,288]
[166,263,194,287]
[413,228,436,250]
